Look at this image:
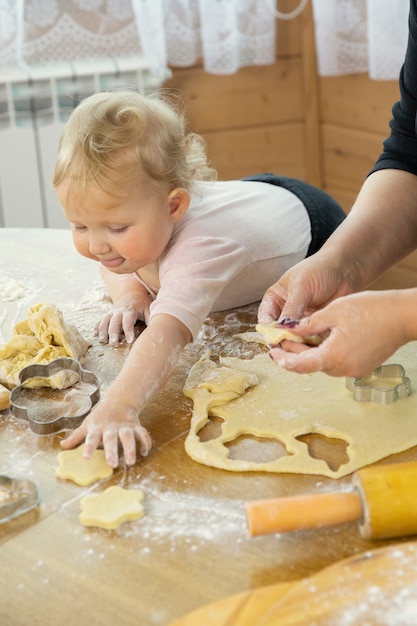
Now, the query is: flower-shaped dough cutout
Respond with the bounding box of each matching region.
[79,485,144,529]
[55,444,113,486]
[346,364,411,404]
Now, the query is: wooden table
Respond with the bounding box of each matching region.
[1,228,417,626]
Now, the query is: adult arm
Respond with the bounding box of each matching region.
[259,168,417,323]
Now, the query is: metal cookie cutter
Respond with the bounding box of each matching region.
[10,357,100,435]
[0,476,40,524]
[346,364,411,404]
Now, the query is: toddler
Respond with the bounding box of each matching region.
[53,90,345,467]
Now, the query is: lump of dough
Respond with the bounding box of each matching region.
[22,370,81,390]
[79,485,144,529]
[0,383,10,410]
[0,302,91,389]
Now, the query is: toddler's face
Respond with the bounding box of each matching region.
[56,179,185,274]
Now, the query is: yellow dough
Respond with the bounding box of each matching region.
[55,444,113,486]
[256,322,322,346]
[0,302,91,389]
[23,370,81,390]
[184,342,417,478]
[79,485,144,529]
[0,383,10,410]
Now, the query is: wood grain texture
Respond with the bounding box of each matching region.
[170,540,417,625]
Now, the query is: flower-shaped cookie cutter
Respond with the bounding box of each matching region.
[10,357,100,435]
[346,363,411,404]
[0,475,40,524]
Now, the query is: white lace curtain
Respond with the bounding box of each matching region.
[0,0,411,79]
[0,0,279,76]
[312,0,409,80]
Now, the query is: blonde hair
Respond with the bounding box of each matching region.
[52,90,216,196]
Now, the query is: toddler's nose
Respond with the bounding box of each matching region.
[89,233,111,256]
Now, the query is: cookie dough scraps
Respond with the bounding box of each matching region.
[0,302,91,389]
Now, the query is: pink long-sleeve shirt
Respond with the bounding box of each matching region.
[136,179,311,340]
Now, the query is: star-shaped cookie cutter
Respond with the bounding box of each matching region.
[10,357,100,434]
[346,363,411,404]
[0,475,40,524]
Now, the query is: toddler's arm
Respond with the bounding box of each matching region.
[61,313,192,467]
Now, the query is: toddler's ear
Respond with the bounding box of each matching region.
[168,188,190,221]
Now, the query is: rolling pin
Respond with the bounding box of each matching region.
[245,460,417,540]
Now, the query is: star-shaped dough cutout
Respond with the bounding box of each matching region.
[55,444,113,486]
[79,485,144,529]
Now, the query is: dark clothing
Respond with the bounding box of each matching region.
[243,173,346,257]
[371,0,417,176]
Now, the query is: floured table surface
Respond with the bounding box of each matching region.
[1,229,417,626]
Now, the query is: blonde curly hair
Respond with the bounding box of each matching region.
[52,90,216,197]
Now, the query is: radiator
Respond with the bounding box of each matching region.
[0,57,165,228]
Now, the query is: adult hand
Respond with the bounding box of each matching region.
[267,290,410,377]
[258,251,360,325]
[95,292,151,346]
[60,393,152,468]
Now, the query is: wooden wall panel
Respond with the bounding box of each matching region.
[320,74,399,135]
[321,124,383,192]
[203,123,306,181]
[166,60,304,134]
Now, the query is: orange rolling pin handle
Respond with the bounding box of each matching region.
[245,491,363,537]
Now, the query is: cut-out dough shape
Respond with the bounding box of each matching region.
[184,342,417,478]
[256,322,322,346]
[0,302,91,389]
[79,485,144,529]
[55,444,113,486]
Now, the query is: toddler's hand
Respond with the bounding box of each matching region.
[95,292,151,346]
[60,395,152,468]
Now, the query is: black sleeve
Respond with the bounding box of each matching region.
[370,0,417,176]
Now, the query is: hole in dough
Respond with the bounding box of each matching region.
[197,416,224,442]
[295,433,350,472]
[225,434,290,463]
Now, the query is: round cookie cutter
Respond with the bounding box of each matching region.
[10,357,100,435]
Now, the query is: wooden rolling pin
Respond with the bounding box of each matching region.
[246,460,417,540]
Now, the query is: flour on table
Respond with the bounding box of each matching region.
[184,343,417,478]
[0,275,25,302]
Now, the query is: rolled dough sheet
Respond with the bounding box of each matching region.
[184,342,417,478]
[79,485,144,529]
[55,444,113,486]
